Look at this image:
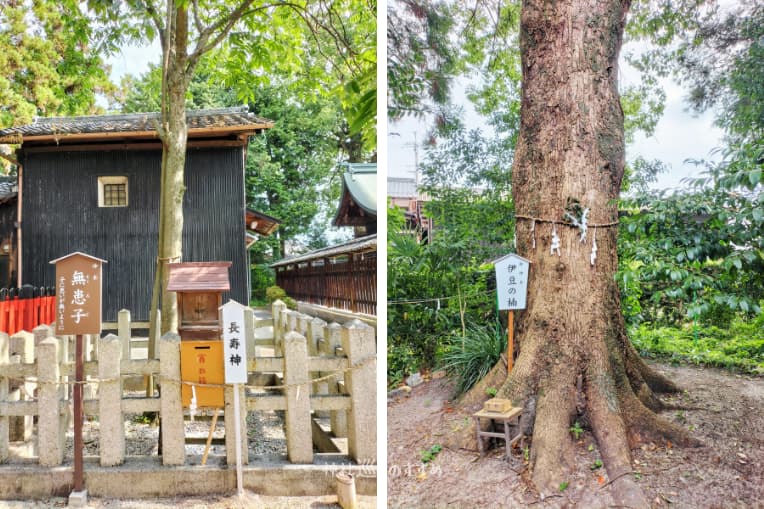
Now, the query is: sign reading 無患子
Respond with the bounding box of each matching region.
[493,253,530,311]
[220,299,248,384]
[50,252,107,335]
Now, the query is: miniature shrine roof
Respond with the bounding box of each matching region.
[166,261,231,292]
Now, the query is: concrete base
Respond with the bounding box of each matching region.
[0,456,376,500]
[68,489,87,507]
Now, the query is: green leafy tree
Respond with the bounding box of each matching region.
[88,0,376,347]
[0,0,111,128]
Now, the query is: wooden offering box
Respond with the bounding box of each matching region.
[167,261,232,340]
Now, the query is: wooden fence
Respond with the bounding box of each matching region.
[0,299,376,467]
[0,286,56,336]
[275,251,376,315]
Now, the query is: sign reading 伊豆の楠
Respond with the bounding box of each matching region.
[494,253,530,311]
[50,252,107,335]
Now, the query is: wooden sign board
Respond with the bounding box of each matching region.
[494,253,530,311]
[221,300,248,384]
[50,252,107,335]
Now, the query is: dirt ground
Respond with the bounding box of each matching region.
[0,493,376,509]
[388,362,764,508]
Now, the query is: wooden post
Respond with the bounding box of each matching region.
[507,310,514,375]
[73,334,84,491]
[98,334,124,466]
[342,320,376,464]
[283,331,312,463]
[225,383,248,467]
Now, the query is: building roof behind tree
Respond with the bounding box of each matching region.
[0,106,272,145]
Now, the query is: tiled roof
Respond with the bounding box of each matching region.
[0,106,272,142]
[271,234,377,267]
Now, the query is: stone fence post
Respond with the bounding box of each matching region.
[0,332,8,462]
[284,331,312,463]
[272,300,287,356]
[99,334,123,466]
[342,320,376,464]
[38,337,64,467]
[159,332,184,466]
[9,331,33,442]
[118,309,131,361]
[325,323,347,437]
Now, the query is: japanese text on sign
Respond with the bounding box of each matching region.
[494,253,530,310]
[50,252,106,335]
[221,300,248,384]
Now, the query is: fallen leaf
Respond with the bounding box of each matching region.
[666,441,673,449]
[597,476,605,485]
[737,452,748,460]
[416,471,428,481]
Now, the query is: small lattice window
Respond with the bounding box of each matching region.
[98,176,128,207]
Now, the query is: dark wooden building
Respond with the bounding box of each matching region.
[0,107,273,321]
[0,178,18,287]
[333,163,377,237]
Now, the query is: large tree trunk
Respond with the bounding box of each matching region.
[459,1,699,505]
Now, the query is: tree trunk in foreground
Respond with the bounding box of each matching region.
[460,1,699,506]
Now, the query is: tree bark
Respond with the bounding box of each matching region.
[457,1,700,505]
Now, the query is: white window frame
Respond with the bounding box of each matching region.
[98,176,129,208]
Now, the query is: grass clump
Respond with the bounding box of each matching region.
[441,322,504,395]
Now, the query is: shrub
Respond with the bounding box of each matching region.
[283,296,298,310]
[265,285,287,303]
[251,265,275,301]
[440,322,505,395]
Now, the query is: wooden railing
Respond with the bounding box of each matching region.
[275,251,376,315]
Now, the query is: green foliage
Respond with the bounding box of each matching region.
[0,0,112,128]
[440,323,505,395]
[591,459,603,470]
[569,421,584,440]
[250,265,275,302]
[420,444,442,464]
[630,312,764,374]
[559,481,569,492]
[265,286,287,303]
[485,387,498,397]
[387,342,420,388]
[283,296,298,310]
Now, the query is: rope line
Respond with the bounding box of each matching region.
[515,214,619,228]
[387,289,495,305]
[8,355,376,392]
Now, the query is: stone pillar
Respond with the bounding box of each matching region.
[271,300,286,356]
[159,332,184,465]
[118,309,131,361]
[98,334,124,466]
[326,323,347,437]
[38,337,64,466]
[284,331,312,463]
[243,307,255,361]
[225,384,249,466]
[308,317,328,416]
[0,332,8,461]
[32,324,52,351]
[10,331,34,441]
[342,320,376,464]
[297,314,310,337]
[287,310,299,334]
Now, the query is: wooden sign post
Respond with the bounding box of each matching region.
[493,253,530,375]
[50,252,106,501]
[221,299,248,497]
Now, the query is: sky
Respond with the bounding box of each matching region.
[388,45,726,192]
